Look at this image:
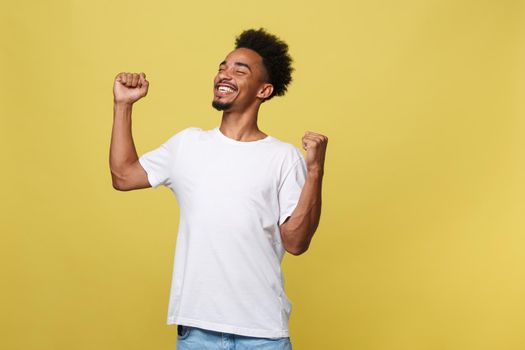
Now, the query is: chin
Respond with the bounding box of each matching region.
[212,100,233,111]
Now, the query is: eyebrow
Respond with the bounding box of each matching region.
[219,60,252,72]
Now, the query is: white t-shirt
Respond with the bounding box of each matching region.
[138,126,307,338]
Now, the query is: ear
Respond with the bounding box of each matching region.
[257,83,274,100]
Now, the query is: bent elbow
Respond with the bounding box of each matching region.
[111,171,127,191]
[112,180,134,191]
[285,243,309,256]
[112,181,121,191]
[112,181,128,191]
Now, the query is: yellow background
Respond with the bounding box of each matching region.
[2,0,524,349]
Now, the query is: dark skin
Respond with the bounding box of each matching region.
[212,47,328,255]
[110,48,326,253]
[212,47,274,141]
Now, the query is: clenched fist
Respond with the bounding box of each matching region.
[302,131,328,175]
[113,72,149,105]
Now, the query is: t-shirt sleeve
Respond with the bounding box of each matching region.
[278,153,307,226]
[138,128,190,189]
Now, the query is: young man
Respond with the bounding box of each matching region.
[109,28,327,349]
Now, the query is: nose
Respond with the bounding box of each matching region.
[216,67,234,82]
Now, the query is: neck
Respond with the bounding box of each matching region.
[219,108,267,142]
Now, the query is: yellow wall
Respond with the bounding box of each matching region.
[2,0,524,349]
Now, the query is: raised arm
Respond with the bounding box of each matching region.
[109,72,151,191]
[279,131,328,255]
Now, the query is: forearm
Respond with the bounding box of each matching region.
[109,102,139,179]
[281,169,323,254]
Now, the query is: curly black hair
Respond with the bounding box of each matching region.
[235,28,294,101]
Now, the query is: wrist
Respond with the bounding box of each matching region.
[114,100,133,107]
[307,168,324,178]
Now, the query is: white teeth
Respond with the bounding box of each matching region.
[218,85,234,93]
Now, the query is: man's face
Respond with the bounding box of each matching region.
[212,48,272,111]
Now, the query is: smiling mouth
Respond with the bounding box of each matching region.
[218,86,235,93]
[215,83,237,97]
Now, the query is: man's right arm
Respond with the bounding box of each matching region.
[109,72,151,191]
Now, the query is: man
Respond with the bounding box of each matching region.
[109,28,327,349]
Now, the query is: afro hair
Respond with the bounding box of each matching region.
[235,28,294,101]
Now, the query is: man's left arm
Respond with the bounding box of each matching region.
[279,131,328,255]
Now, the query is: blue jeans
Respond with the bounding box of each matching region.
[176,324,293,350]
